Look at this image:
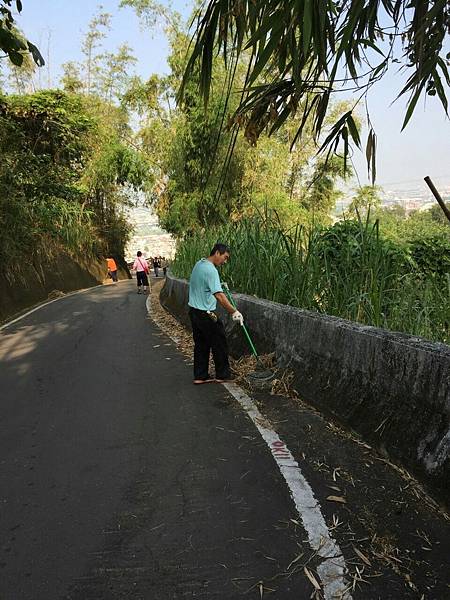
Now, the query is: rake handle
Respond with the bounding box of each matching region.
[222,283,259,359]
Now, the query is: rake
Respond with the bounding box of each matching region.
[222,282,274,383]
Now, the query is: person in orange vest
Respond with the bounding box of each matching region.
[107,257,118,282]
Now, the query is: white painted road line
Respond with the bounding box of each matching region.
[224,383,352,600]
[148,294,351,598]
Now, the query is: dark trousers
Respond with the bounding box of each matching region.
[137,271,149,287]
[189,308,231,380]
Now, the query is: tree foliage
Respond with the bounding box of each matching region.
[0,90,150,272]
[180,1,450,183]
[0,0,44,67]
[347,184,383,216]
[58,7,138,104]
[119,0,181,33]
[120,3,354,236]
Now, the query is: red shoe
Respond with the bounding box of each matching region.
[193,378,215,385]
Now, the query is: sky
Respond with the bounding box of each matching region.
[15,0,450,192]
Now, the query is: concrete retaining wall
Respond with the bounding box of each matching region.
[160,274,450,504]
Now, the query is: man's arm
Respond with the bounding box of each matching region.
[214,291,244,325]
[214,292,236,315]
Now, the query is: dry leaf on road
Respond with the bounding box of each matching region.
[304,566,321,590]
[326,495,347,504]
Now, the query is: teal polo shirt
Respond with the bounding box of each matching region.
[188,258,223,311]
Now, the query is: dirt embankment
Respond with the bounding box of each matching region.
[0,254,130,324]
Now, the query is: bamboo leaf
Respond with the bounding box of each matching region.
[353,545,372,566]
[436,57,450,87]
[366,129,373,167]
[304,567,321,590]
[360,38,385,57]
[269,104,293,136]
[371,131,377,185]
[401,82,425,131]
[326,495,347,503]
[432,70,448,114]
[248,30,282,85]
[347,114,361,148]
[342,125,349,173]
[318,111,351,153]
[302,0,313,55]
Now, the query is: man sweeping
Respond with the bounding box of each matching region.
[188,243,244,385]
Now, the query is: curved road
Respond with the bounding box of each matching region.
[0,281,448,599]
[0,282,315,599]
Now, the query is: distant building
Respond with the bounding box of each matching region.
[125,207,176,262]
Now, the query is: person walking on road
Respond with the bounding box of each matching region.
[188,243,244,385]
[132,251,150,294]
[152,256,160,278]
[161,256,168,277]
[106,257,118,282]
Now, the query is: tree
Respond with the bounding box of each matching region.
[428,201,450,224]
[7,45,36,93]
[60,8,137,104]
[97,44,137,102]
[121,74,160,115]
[0,90,151,269]
[0,0,44,67]
[347,185,383,216]
[121,1,354,235]
[119,0,181,34]
[81,7,111,95]
[303,157,351,218]
[180,1,450,183]
[61,61,83,94]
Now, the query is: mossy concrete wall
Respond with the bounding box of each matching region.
[0,254,130,323]
[161,274,450,505]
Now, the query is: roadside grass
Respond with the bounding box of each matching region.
[171,213,449,344]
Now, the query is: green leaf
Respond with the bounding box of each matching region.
[248,27,282,86]
[365,129,373,179]
[302,0,313,55]
[432,70,448,114]
[342,125,349,172]
[347,114,361,148]
[436,57,450,87]
[360,38,385,57]
[401,81,425,131]
[27,41,45,67]
[9,50,24,66]
[371,131,377,185]
[318,111,350,153]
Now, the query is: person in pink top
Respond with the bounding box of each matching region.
[131,251,150,294]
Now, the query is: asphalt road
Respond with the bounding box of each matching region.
[0,281,448,599]
[0,282,314,599]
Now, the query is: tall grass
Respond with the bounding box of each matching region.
[171,212,449,344]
